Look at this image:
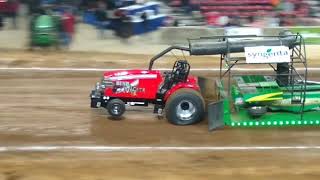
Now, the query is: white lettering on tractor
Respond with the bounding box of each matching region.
[113,80,145,94]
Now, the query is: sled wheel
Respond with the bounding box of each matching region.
[107,99,126,117]
[165,89,205,125]
[248,106,267,118]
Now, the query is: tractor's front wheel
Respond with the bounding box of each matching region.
[165,89,205,125]
[107,99,126,118]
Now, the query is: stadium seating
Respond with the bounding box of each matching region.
[169,0,311,26]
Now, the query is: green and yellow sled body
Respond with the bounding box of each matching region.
[213,75,320,129]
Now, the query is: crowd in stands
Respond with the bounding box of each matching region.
[0,0,318,32]
[167,0,319,27]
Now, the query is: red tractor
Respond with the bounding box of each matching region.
[90,46,205,125]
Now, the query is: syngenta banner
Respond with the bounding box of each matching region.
[245,46,291,64]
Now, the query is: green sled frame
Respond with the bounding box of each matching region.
[206,33,320,131]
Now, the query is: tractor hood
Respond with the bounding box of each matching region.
[100,69,163,100]
[103,69,161,81]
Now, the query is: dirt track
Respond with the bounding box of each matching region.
[1,46,320,69]
[1,150,320,180]
[1,50,320,179]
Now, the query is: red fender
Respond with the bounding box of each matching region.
[164,76,201,101]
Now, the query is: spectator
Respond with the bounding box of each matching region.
[277,14,286,26]
[95,1,109,38]
[106,0,116,9]
[267,12,280,27]
[7,0,20,29]
[181,0,189,7]
[80,0,97,10]
[225,15,240,27]
[141,11,148,29]
[61,8,75,47]
[284,14,296,26]
[115,10,133,39]
[270,0,280,7]
[282,0,295,13]
[28,0,41,15]
[181,0,191,14]
[0,13,3,30]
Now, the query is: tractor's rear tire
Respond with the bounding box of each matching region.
[107,99,126,118]
[165,89,205,125]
